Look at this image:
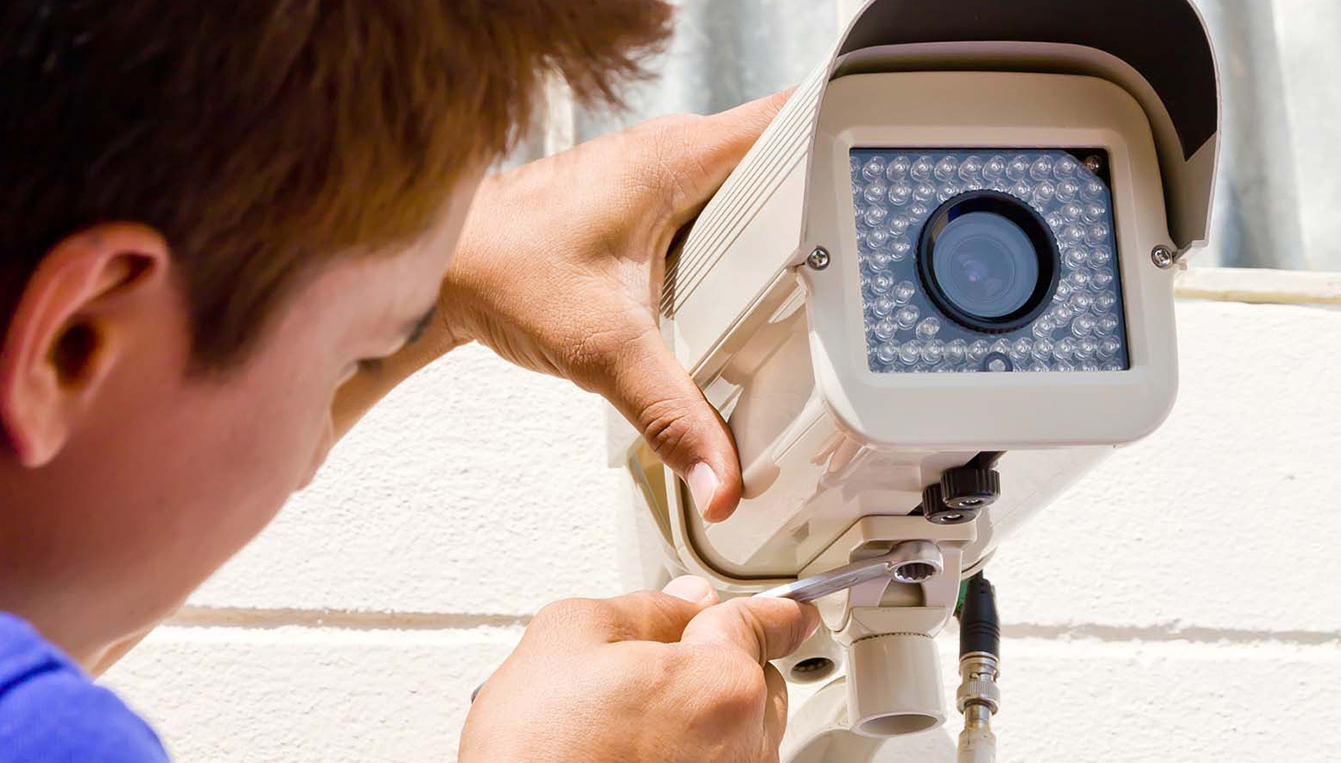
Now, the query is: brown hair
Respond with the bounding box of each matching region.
[0,0,672,368]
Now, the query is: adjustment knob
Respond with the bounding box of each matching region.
[940,468,1001,510]
[922,483,978,525]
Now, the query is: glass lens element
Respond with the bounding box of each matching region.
[929,211,1040,320]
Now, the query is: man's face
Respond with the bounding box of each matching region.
[1,171,483,661]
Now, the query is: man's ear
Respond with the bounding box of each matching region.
[0,223,171,467]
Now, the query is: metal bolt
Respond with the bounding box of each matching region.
[807,247,831,270]
[1083,154,1103,173]
[1151,245,1177,269]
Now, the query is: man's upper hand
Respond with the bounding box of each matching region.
[441,92,789,522]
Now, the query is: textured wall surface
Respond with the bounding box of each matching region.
[101,295,1341,762]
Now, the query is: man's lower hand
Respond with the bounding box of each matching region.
[459,576,818,763]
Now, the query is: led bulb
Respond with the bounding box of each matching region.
[921,339,946,364]
[983,155,1007,180]
[863,183,887,204]
[915,317,942,341]
[945,339,968,364]
[1006,155,1030,181]
[873,318,897,341]
[969,340,991,363]
[914,183,936,203]
[889,216,911,236]
[958,156,984,182]
[864,205,889,227]
[876,342,899,364]
[886,155,912,181]
[872,272,894,294]
[1098,336,1121,359]
[1054,156,1079,177]
[863,156,887,181]
[1069,291,1094,314]
[895,305,920,330]
[898,342,921,365]
[891,239,913,261]
[1032,338,1054,362]
[1030,155,1055,181]
[872,296,896,317]
[1072,314,1097,337]
[1054,337,1077,360]
[1056,179,1080,203]
[910,156,934,182]
[934,156,959,182]
[1033,181,1057,207]
[866,227,891,249]
[893,280,917,305]
[888,183,913,205]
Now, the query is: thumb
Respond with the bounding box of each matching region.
[680,597,819,666]
[606,328,743,522]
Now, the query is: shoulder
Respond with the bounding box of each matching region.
[0,613,170,763]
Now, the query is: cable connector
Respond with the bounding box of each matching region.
[955,573,999,763]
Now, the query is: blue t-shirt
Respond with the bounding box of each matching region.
[0,613,169,762]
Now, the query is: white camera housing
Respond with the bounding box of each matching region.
[615,0,1218,754]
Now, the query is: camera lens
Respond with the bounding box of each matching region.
[917,191,1059,333]
[932,212,1038,318]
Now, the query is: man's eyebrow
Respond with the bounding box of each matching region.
[404,306,438,345]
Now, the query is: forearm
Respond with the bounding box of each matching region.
[331,311,472,439]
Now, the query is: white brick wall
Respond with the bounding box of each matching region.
[102,294,1341,762]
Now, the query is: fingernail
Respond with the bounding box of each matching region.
[663,575,715,604]
[687,462,720,520]
[804,607,822,641]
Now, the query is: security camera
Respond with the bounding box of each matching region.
[613,1,1219,760]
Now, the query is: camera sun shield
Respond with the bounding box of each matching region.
[851,149,1131,374]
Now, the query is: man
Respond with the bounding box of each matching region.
[0,2,816,762]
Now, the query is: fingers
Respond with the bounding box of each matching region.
[658,89,794,227]
[761,663,790,755]
[529,577,719,647]
[604,328,744,522]
[679,596,819,666]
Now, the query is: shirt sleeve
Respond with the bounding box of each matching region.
[0,661,171,763]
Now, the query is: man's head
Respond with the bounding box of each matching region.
[0,0,672,663]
